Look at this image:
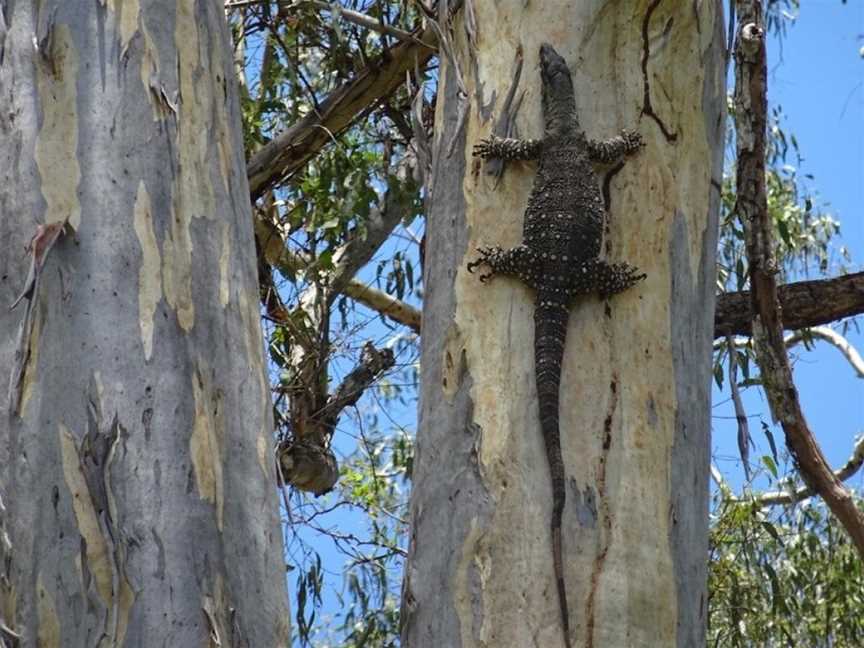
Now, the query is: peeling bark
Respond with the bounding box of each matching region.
[0,2,290,644]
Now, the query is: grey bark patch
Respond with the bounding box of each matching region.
[573,482,598,528]
[402,50,492,648]
[667,6,726,644]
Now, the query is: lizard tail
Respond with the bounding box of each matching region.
[534,299,572,648]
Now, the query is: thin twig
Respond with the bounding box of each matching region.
[726,335,752,480]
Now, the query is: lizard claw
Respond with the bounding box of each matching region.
[467,247,497,278]
[620,129,644,152]
[472,137,498,159]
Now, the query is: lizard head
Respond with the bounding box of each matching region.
[539,43,577,136]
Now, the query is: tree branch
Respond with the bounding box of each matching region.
[750,436,864,506]
[304,1,426,45]
[326,156,417,302]
[227,0,425,44]
[718,326,864,379]
[247,2,464,201]
[343,279,421,332]
[785,326,864,378]
[316,341,396,429]
[733,0,864,555]
[715,271,864,338]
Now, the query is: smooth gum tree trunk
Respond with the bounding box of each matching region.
[0,2,290,645]
[403,3,725,647]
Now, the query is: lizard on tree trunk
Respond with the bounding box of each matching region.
[468,43,645,648]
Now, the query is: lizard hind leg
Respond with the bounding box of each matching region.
[466,244,538,286]
[572,258,646,298]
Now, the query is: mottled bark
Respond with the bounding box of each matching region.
[402,2,725,647]
[0,2,290,645]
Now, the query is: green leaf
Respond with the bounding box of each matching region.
[761,421,779,465]
[761,454,779,479]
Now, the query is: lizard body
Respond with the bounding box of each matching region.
[468,43,644,648]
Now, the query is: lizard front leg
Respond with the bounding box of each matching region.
[586,130,643,164]
[473,135,543,161]
[572,258,646,298]
[467,244,538,285]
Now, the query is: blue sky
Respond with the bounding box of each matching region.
[286,4,864,643]
[711,2,864,493]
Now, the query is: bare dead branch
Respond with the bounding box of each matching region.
[733,0,864,555]
[317,341,396,428]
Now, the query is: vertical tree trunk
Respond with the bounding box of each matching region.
[403,3,725,646]
[0,2,289,645]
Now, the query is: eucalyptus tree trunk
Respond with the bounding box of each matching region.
[0,2,289,645]
[403,3,725,647]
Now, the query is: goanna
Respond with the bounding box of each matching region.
[467,43,645,648]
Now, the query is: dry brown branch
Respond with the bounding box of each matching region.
[733,0,864,555]
[317,342,396,427]
[715,271,864,338]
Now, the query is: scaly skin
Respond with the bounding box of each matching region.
[468,43,644,648]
